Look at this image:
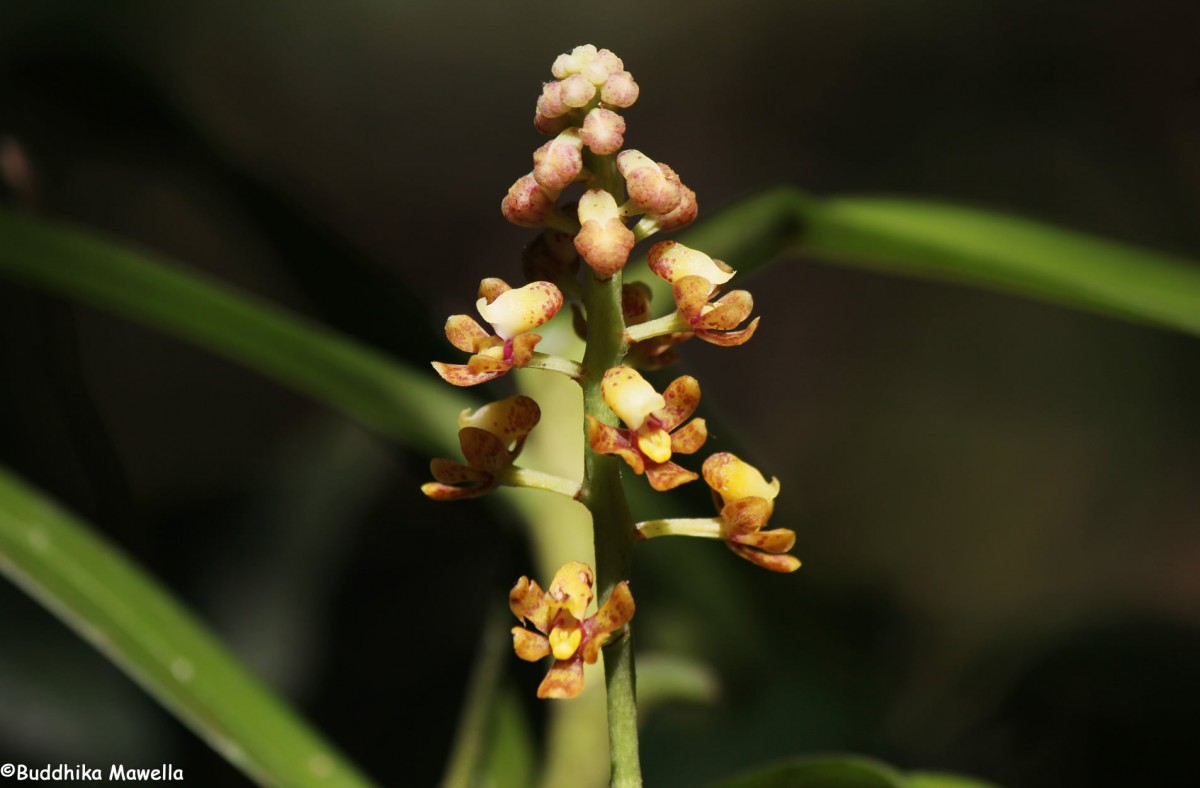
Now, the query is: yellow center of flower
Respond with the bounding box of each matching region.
[636,425,672,464]
[548,612,583,660]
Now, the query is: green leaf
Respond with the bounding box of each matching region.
[653,187,1200,340]
[0,208,470,455]
[906,773,1000,788]
[0,466,374,786]
[803,196,1200,337]
[714,755,907,788]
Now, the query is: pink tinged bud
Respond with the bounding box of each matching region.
[645,167,698,231]
[533,111,571,136]
[580,108,626,155]
[574,188,635,276]
[476,281,564,340]
[537,81,569,118]
[582,49,624,85]
[551,44,599,79]
[502,173,558,228]
[617,150,681,215]
[621,282,653,325]
[532,128,585,192]
[601,71,639,108]
[560,74,597,108]
[647,240,735,288]
[601,366,666,431]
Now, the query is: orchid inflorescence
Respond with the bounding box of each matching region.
[424,44,799,701]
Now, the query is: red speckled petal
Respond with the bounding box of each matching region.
[726,542,802,573]
[459,427,511,472]
[512,628,551,662]
[671,276,712,324]
[696,289,753,330]
[467,355,512,374]
[431,361,507,387]
[421,458,496,500]
[537,655,585,699]
[547,561,595,620]
[477,277,512,304]
[670,418,708,455]
[429,458,491,485]
[731,527,796,553]
[695,317,760,347]
[720,496,775,536]
[581,581,635,664]
[445,315,490,353]
[656,375,701,431]
[510,332,542,368]
[509,576,550,632]
[645,460,698,491]
[586,416,644,474]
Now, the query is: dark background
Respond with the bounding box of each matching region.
[2,1,1200,785]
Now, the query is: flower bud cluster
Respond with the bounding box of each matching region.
[500,45,699,282]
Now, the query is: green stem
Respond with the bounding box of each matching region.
[623,311,691,345]
[635,517,723,540]
[578,148,641,787]
[525,352,584,380]
[496,467,582,500]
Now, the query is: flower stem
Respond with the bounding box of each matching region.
[579,147,642,785]
[525,352,584,380]
[496,466,582,500]
[635,517,723,540]
[623,311,692,345]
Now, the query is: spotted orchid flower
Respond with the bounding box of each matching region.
[703,452,799,572]
[432,279,564,386]
[510,561,635,699]
[420,395,542,501]
[586,366,707,491]
[648,240,760,346]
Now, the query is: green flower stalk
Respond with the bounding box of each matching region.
[421,44,800,787]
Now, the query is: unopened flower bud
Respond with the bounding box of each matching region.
[574,189,635,277]
[537,81,569,119]
[646,175,698,232]
[551,44,598,79]
[533,129,585,192]
[617,150,681,215]
[601,71,639,108]
[582,49,624,85]
[580,108,626,155]
[533,111,572,136]
[502,173,558,227]
[621,282,653,325]
[560,74,596,109]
